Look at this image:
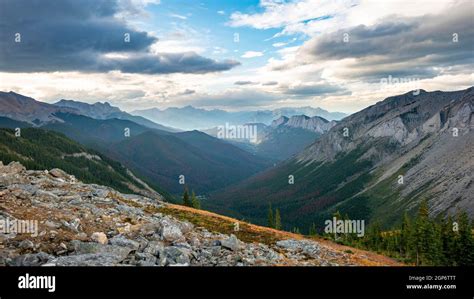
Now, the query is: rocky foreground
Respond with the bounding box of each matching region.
[0,161,400,266]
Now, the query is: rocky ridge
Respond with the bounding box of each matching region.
[0,162,399,266]
[271,115,336,134]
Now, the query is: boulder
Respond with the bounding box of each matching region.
[7,252,52,266]
[221,234,240,251]
[160,219,184,242]
[90,232,108,245]
[109,235,140,251]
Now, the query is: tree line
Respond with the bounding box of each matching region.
[319,201,474,266]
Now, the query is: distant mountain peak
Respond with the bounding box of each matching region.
[271,116,289,127]
[271,114,335,134]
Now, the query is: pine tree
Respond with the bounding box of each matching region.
[182,187,191,207]
[275,208,281,230]
[309,223,317,236]
[400,212,414,259]
[455,211,474,266]
[191,191,200,209]
[267,203,274,228]
[413,200,442,265]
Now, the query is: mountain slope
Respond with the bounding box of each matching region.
[271,115,337,134]
[101,130,272,194]
[41,112,154,145]
[37,112,272,195]
[54,99,179,132]
[209,88,474,231]
[0,127,166,199]
[0,161,401,266]
[204,115,335,161]
[0,91,78,125]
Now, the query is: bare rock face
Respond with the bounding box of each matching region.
[0,162,383,267]
[296,87,474,218]
[0,91,79,125]
[271,115,336,134]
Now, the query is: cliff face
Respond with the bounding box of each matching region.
[296,88,474,219]
[0,162,399,266]
[271,115,336,134]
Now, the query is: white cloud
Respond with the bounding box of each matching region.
[229,0,456,37]
[169,13,187,20]
[272,42,287,48]
[241,51,264,58]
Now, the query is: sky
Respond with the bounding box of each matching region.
[0,0,473,113]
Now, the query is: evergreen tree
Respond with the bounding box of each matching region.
[182,187,191,207]
[275,208,281,230]
[309,223,317,236]
[267,203,274,228]
[191,191,200,209]
[440,215,457,265]
[400,212,413,258]
[413,200,442,265]
[455,211,474,266]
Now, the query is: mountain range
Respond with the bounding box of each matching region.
[0,91,272,196]
[1,88,472,234]
[131,105,347,130]
[208,88,474,231]
[0,127,167,199]
[55,99,179,132]
[204,115,337,161]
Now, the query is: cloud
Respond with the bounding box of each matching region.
[217,10,225,15]
[269,1,474,81]
[179,89,281,109]
[228,0,453,37]
[169,13,187,20]
[177,89,196,95]
[280,83,347,97]
[241,51,264,58]
[0,0,239,74]
[234,81,259,85]
[262,81,278,86]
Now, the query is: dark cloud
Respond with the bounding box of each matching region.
[262,81,278,86]
[297,1,474,80]
[0,0,239,74]
[177,89,196,96]
[281,83,347,97]
[234,81,258,85]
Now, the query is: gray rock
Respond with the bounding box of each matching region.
[143,241,165,256]
[70,240,132,261]
[162,246,191,265]
[7,252,52,266]
[19,240,35,250]
[160,219,184,242]
[47,253,127,266]
[221,234,240,251]
[49,168,70,180]
[135,252,157,266]
[109,235,140,251]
